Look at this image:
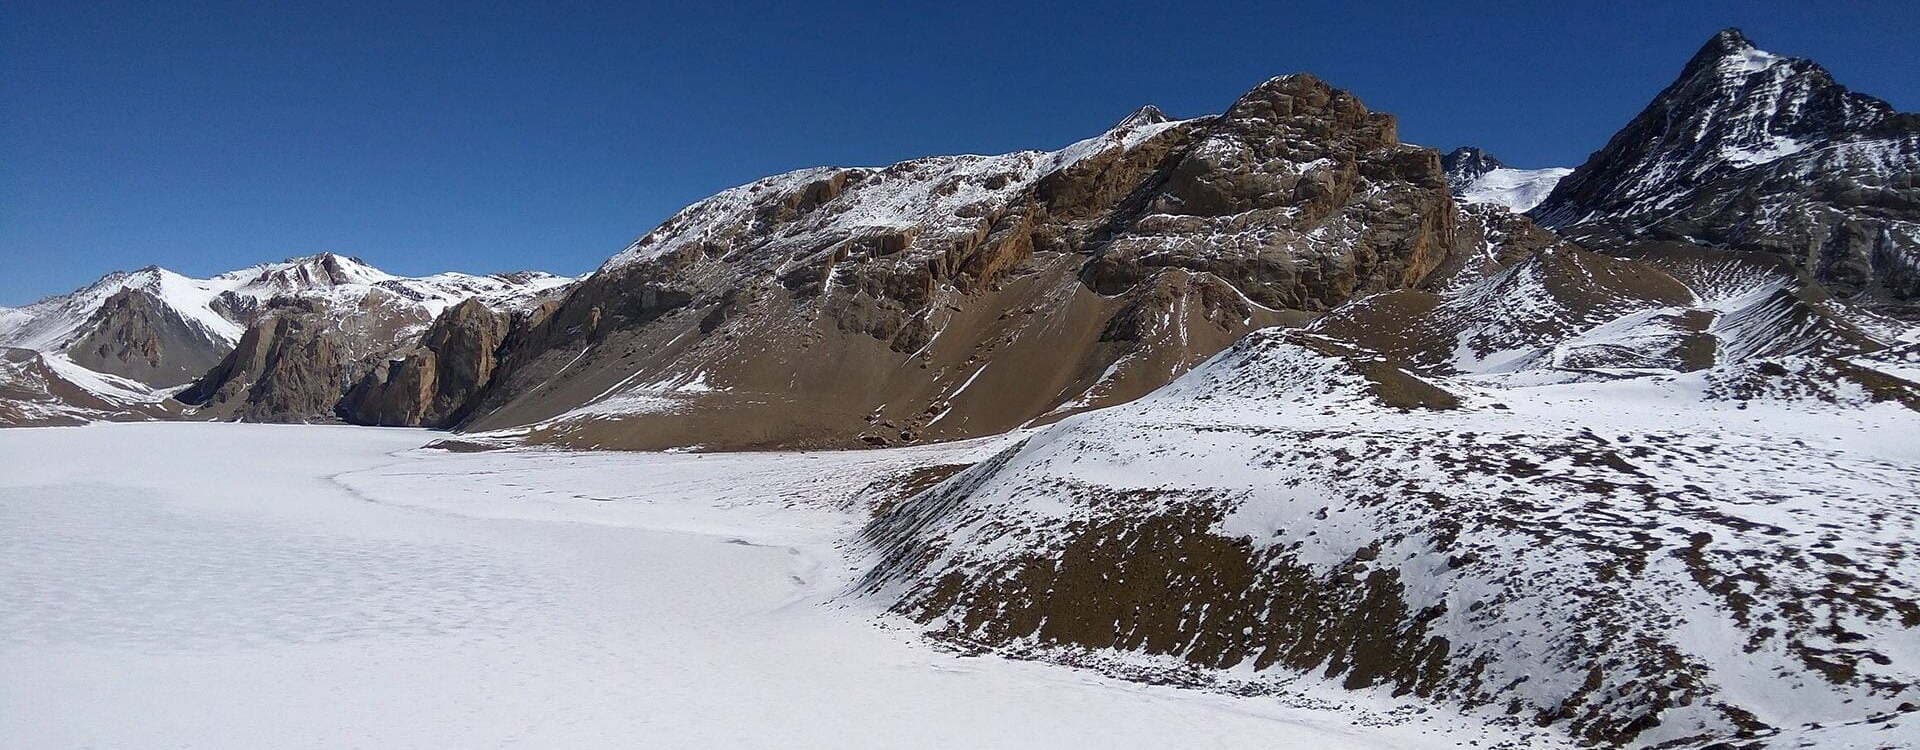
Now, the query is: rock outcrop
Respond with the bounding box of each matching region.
[338,298,513,427]
[1440,146,1506,188]
[175,301,351,422]
[1079,75,1455,309]
[174,277,565,425]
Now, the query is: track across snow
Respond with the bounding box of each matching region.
[3,423,1562,748]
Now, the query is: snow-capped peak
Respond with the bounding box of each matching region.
[1532,29,1902,229]
[1700,28,1780,74]
[0,265,240,352]
[1047,104,1190,173]
[1442,147,1570,213]
[1112,104,1171,131]
[2,255,573,358]
[214,252,396,295]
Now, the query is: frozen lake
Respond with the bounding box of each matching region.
[2,423,1556,748]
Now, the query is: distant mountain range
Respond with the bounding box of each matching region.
[1,254,569,426]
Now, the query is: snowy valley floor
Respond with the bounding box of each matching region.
[1,423,1574,748]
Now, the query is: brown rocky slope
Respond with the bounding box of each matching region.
[455,74,1505,450]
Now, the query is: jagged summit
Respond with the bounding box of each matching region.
[1540,30,1873,219]
[1440,146,1505,184]
[1221,73,1380,129]
[217,252,393,293]
[1694,27,1760,60]
[1537,27,1900,222]
[1113,104,1171,130]
[1531,29,1920,303]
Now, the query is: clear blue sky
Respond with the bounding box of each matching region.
[4,0,1916,304]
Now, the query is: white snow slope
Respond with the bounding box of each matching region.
[0,422,1560,748]
[857,329,1920,747]
[1453,166,1573,212]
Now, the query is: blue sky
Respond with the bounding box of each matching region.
[4,0,1916,304]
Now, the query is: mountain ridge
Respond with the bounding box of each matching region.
[451,72,1489,450]
[1532,28,1920,307]
[0,253,572,425]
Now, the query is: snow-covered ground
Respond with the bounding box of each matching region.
[1,422,1553,748]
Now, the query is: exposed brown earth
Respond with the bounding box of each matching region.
[855,327,1920,746]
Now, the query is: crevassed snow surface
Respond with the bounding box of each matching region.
[2,423,1535,748]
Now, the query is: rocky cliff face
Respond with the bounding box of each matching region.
[175,278,565,424]
[337,298,514,427]
[1532,29,1920,307]
[458,74,1483,450]
[174,300,350,422]
[1082,75,1456,309]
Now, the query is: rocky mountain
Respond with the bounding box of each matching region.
[850,170,1915,749]
[452,75,1497,450]
[1532,28,1920,308]
[0,267,245,389]
[0,254,571,426]
[1443,147,1572,213]
[832,31,1920,748]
